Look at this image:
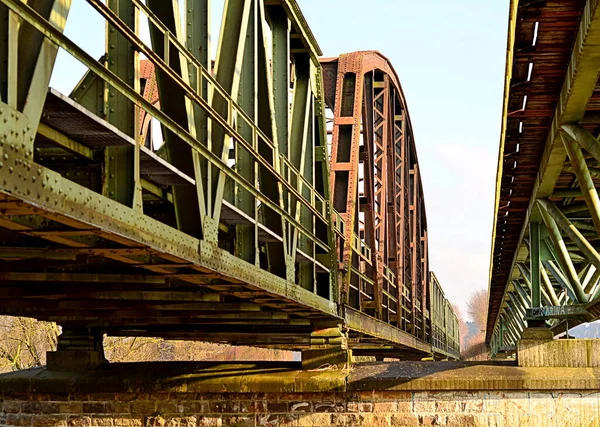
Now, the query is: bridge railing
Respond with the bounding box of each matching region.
[0,0,336,300]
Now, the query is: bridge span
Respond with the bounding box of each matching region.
[0,0,459,367]
[488,0,600,355]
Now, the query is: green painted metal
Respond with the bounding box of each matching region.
[489,0,600,354]
[0,0,459,361]
[0,3,7,104]
[529,222,542,309]
[104,0,135,207]
[525,305,589,320]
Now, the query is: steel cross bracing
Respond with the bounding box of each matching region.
[488,0,600,355]
[321,51,437,351]
[0,0,459,360]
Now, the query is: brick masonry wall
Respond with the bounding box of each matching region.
[1,390,599,427]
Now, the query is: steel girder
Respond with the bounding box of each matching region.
[0,0,340,345]
[320,52,458,358]
[0,0,457,359]
[489,0,600,354]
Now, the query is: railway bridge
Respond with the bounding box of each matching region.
[4,1,600,426]
[0,0,459,370]
[487,0,600,363]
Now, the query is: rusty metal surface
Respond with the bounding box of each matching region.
[323,51,458,359]
[0,0,459,360]
[488,0,587,339]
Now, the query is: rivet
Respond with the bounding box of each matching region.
[8,167,13,173]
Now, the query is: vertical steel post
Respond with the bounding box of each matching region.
[105,0,135,206]
[499,316,505,348]
[0,3,7,103]
[530,221,542,308]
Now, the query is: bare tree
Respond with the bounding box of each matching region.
[0,316,59,372]
[104,336,166,362]
[467,288,488,334]
[460,289,490,360]
[0,315,294,372]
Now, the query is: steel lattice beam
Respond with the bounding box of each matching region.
[0,0,460,361]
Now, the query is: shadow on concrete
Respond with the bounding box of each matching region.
[0,359,533,395]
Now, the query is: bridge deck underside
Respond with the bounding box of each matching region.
[488,0,588,338]
[0,0,460,361]
[0,191,436,355]
[0,94,438,357]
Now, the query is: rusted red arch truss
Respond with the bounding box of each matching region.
[321,51,430,341]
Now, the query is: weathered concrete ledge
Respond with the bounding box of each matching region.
[2,362,600,426]
[1,360,600,393]
[518,336,600,368]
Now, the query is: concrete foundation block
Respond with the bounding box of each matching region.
[520,327,553,340]
[301,348,352,370]
[47,328,107,371]
[518,335,600,367]
[46,350,107,371]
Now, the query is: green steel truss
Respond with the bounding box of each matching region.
[489,0,600,356]
[0,0,459,360]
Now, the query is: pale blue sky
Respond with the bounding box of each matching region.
[50,1,509,316]
[302,1,509,315]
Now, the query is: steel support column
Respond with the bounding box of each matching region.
[529,222,542,308]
